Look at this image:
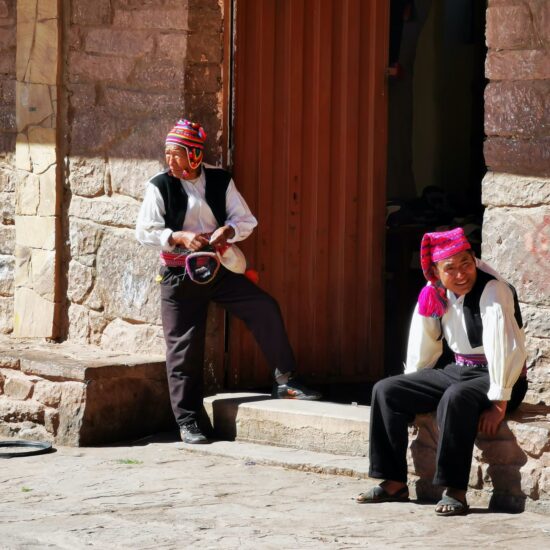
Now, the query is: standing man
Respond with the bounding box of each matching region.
[136,119,321,444]
[356,227,527,515]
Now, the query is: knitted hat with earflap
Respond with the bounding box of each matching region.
[165,119,207,170]
[418,227,472,318]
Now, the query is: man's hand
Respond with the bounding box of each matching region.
[169,231,209,251]
[209,225,235,248]
[478,401,507,437]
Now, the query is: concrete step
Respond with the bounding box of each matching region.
[203,393,370,457]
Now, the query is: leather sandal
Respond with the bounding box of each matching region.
[435,494,469,516]
[356,485,409,504]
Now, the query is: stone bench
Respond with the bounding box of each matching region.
[0,337,173,446]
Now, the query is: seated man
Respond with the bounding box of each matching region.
[357,227,527,515]
[136,119,321,444]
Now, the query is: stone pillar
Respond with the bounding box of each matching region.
[482,0,550,404]
[13,0,61,337]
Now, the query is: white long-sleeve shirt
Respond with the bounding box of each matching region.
[135,166,258,251]
[405,259,527,402]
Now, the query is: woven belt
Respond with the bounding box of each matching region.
[454,353,527,377]
[160,247,191,267]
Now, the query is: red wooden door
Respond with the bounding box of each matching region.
[228,0,389,388]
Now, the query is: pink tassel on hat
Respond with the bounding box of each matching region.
[418,284,447,318]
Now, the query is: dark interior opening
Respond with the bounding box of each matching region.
[384,0,488,376]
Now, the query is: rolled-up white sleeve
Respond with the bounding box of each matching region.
[135,183,174,251]
[224,180,258,243]
[481,280,527,401]
[404,304,443,374]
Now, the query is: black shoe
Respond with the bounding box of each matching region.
[276,377,322,401]
[180,420,209,444]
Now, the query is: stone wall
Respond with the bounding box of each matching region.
[0,0,16,334]
[63,0,225,353]
[482,0,550,405]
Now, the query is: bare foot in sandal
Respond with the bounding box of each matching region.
[435,488,469,516]
[356,480,409,503]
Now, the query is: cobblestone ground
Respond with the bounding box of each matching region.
[1,438,550,549]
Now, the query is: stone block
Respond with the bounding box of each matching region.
[482,172,550,207]
[68,156,106,197]
[85,29,155,57]
[0,254,14,295]
[485,81,549,139]
[27,248,56,300]
[69,195,140,228]
[15,170,39,215]
[16,82,56,130]
[486,5,539,50]
[3,370,35,400]
[37,165,58,216]
[1,78,15,103]
[68,51,135,85]
[0,395,44,423]
[67,302,90,342]
[184,63,221,94]
[482,206,550,306]
[95,230,161,323]
[13,287,56,338]
[187,3,223,34]
[102,87,182,117]
[486,50,550,81]
[186,34,222,64]
[67,82,97,110]
[484,137,550,177]
[15,133,31,171]
[44,406,59,435]
[16,0,58,85]
[108,117,169,159]
[509,418,550,457]
[101,318,165,355]
[69,219,103,264]
[88,310,109,345]
[113,7,189,31]
[33,379,63,407]
[521,303,550,339]
[28,126,57,175]
[0,225,15,254]
[474,437,528,465]
[0,105,16,131]
[15,215,57,250]
[71,0,112,26]
[0,295,13,333]
[108,159,164,201]
[0,165,16,192]
[408,440,436,479]
[156,33,188,62]
[131,59,185,91]
[67,260,94,304]
[0,192,14,226]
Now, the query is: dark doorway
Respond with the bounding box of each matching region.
[384,0,488,376]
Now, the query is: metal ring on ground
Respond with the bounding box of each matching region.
[0,440,53,459]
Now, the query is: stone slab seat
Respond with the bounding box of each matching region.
[0,337,172,446]
[204,393,550,513]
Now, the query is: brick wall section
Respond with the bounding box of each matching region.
[64,0,225,352]
[482,0,550,404]
[0,0,16,334]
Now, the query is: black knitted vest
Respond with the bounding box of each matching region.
[150,167,231,232]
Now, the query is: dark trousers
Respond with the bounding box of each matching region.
[160,266,297,426]
[369,364,527,490]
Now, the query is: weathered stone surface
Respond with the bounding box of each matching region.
[509,419,550,458]
[37,164,57,216]
[15,170,39,215]
[482,206,550,306]
[16,1,58,85]
[67,82,96,110]
[485,81,550,139]
[44,406,59,435]
[100,318,165,355]
[486,5,539,50]
[68,156,106,198]
[2,370,36,400]
[482,172,550,207]
[85,29,154,57]
[108,158,164,200]
[13,287,56,338]
[486,50,550,81]
[0,254,14,295]
[184,63,221,94]
[101,87,182,117]
[15,133,31,171]
[156,33,188,62]
[0,295,13,333]
[68,52,135,84]
[71,0,112,26]
[16,81,55,130]
[484,137,550,177]
[69,219,104,265]
[33,379,63,407]
[88,310,109,345]
[67,260,94,304]
[95,230,160,323]
[28,249,56,300]
[67,302,89,342]
[0,165,16,192]
[15,215,57,250]
[0,225,14,254]
[0,395,44,423]
[521,303,550,339]
[69,195,140,228]
[131,60,185,91]
[27,127,56,174]
[0,191,15,224]
[113,7,189,31]
[187,34,222,65]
